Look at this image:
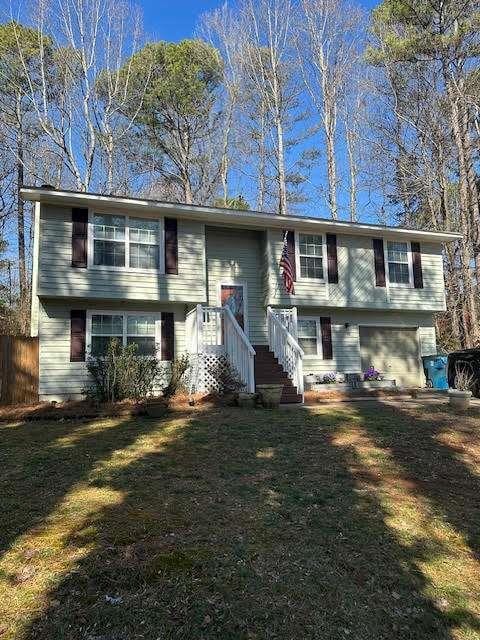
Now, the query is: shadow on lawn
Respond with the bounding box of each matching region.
[2,404,476,639]
[356,400,480,561]
[0,413,176,556]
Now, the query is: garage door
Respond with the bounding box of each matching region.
[359,327,422,387]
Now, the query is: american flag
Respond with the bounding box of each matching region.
[280,230,295,295]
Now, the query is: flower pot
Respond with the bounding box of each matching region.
[238,392,257,408]
[304,375,317,384]
[448,389,472,410]
[257,384,283,409]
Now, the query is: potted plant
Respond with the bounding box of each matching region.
[363,366,383,382]
[257,383,284,409]
[448,365,474,410]
[237,392,257,408]
[322,371,337,384]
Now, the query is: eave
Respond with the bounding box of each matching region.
[20,187,462,243]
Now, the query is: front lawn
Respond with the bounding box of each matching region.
[1,402,479,639]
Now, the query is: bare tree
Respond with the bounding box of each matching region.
[297,0,365,220]
[199,3,244,206]
[10,0,146,193]
[240,0,296,215]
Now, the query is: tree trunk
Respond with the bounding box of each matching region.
[275,115,287,215]
[444,76,479,345]
[257,107,266,211]
[345,121,357,221]
[16,127,28,334]
[220,99,234,205]
[324,99,338,219]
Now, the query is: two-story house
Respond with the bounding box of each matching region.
[22,186,461,403]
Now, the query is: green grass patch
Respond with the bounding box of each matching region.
[1,403,479,639]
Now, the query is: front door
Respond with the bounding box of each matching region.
[220,283,246,330]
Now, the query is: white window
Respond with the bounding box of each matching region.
[88,312,160,357]
[129,219,159,269]
[126,315,157,355]
[297,317,320,356]
[93,214,126,267]
[387,241,412,285]
[90,313,124,356]
[91,213,162,271]
[299,234,324,280]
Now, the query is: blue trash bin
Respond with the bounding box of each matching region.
[422,355,448,390]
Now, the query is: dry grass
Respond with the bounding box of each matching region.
[0,401,479,639]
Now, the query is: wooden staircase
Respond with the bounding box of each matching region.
[253,345,303,404]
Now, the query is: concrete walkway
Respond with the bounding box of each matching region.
[281,394,480,410]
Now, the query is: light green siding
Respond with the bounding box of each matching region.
[38,204,206,303]
[205,226,268,345]
[38,299,187,401]
[298,308,436,378]
[266,229,446,311]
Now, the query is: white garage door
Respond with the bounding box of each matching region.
[359,327,422,387]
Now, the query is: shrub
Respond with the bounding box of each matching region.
[85,338,162,402]
[453,364,475,392]
[209,358,245,395]
[163,354,190,399]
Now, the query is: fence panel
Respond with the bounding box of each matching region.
[0,336,39,404]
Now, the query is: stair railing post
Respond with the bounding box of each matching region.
[292,307,298,340]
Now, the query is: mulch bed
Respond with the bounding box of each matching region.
[0,393,214,422]
[303,388,445,404]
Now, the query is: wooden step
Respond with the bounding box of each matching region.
[253,344,302,404]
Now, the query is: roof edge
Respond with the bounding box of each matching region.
[20,187,462,243]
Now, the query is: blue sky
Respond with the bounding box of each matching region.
[139,0,386,223]
[142,0,379,42]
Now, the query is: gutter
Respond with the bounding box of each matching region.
[20,187,463,243]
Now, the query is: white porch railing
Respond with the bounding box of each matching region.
[267,306,304,396]
[273,307,298,339]
[186,304,256,394]
[223,306,256,393]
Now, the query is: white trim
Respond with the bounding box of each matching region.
[87,208,165,275]
[30,201,41,337]
[297,315,323,359]
[384,240,414,289]
[295,232,328,283]
[20,187,462,244]
[218,280,249,336]
[86,310,162,357]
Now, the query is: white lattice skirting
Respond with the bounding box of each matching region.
[188,353,231,393]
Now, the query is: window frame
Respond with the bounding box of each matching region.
[86,310,162,358]
[384,239,414,288]
[87,209,165,274]
[295,232,328,282]
[297,315,322,358]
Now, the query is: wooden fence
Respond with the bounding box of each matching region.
[0,336,39,404]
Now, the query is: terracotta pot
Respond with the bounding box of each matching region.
[448,389,472,410]
[257,384,283,409]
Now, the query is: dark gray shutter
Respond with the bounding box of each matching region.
[411,242,424,289]
[285,230,296,281]
[72,208,88,268]
[164,218,178,274]
[161,312,174,361]
[320,317,333,360]
[70,310,86,362]
[373,238,386,287]
[326,233,338,283]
